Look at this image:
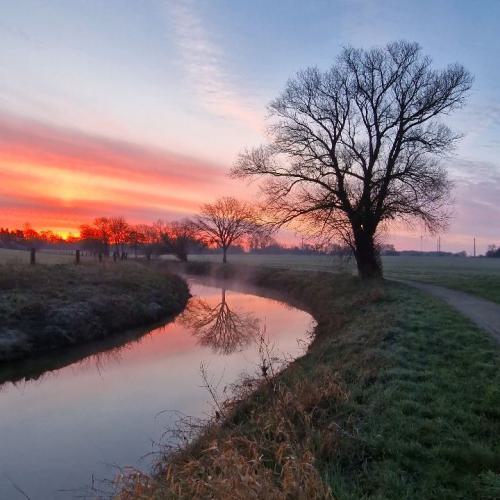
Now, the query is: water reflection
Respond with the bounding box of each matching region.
[181,288,260,354]
[0,321,163,387]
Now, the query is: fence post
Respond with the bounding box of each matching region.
[98,251,103,263]
[75,249,81,265]
[30,248,36,265]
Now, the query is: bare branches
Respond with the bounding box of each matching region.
[193,197,265,263]
[232,40,472,278]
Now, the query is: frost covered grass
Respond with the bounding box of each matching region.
[0,261,189,362]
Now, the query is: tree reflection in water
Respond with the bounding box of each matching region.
[180,289,260,354]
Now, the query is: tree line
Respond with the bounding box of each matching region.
[0,198,278,263]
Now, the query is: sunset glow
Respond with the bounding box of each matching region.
[0,112,242,234]
[1,0,499,252]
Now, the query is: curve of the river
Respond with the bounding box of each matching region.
[0,278,315,499]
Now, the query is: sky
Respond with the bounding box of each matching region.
[1,0,499,253]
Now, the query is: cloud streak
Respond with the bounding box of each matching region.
[167,0,263,131]
[0,112,240,233]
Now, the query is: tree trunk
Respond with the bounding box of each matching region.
[222,247,227,264]
[353,228,382,280]
[176,250,188,262]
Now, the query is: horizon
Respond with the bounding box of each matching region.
[1,0,500,254]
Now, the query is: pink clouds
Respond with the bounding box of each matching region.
[0,112,244,232]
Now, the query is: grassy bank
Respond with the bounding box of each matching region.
[0,262,189,362]
[120,262,500,499]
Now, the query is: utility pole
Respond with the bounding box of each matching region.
[473,237,476,258]
[420,235,423,254]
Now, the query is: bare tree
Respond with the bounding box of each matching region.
[136,223,159,260]
[128,226,145,259]
[108,217,130,257]
[233,41,472,279]
[193,197,260,263]
[161,219,200,262]
[80,217,111,256]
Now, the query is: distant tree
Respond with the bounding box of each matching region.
[23,223,42,250]
[108,217,130,256]
[486,245,500,258]
[193,197,261,264]
[329,243,354,258]
[79,224,101,253]
[93,217,112,256]
[39,230,64,246]
[80,217,112,255]
[161,219,200,262]
[379,243,399,256]
[248,227,276,252]
[234,41,472,279]
[136,224,160,260]
[128,226,146,259]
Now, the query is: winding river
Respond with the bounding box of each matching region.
[0,278,314,499]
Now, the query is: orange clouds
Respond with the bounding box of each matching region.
[0,112,242,233]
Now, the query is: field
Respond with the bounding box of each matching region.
[0,248,91,265]
[5,248,500,303]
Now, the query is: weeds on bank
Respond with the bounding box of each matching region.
[117,334,347,499]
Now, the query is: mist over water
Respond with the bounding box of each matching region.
[0,279,314,499]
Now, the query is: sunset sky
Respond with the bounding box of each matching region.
[1,0,499,252]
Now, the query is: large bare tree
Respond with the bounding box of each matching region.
[233,41,472,279]
[193,197,259,263]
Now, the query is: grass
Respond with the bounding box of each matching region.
[0,247,92,265]
[0,261,189,362]
[118,263,500,499]
[325,283,500,499]
[6,248,500,303]
[383,255,500,304]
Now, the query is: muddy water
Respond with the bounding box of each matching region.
[0,279,314,499]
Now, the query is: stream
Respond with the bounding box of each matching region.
[0,278,315,499]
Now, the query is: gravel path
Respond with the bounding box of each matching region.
[395,280,500,343]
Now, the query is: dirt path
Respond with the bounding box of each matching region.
[395,280,500,343]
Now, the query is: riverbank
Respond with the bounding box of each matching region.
[0,262,189,362]
[119,262,500,499]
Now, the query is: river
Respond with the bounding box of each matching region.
[0,278,314,499]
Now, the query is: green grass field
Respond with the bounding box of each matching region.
[383,255,500,303]
[4,248,500,303]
